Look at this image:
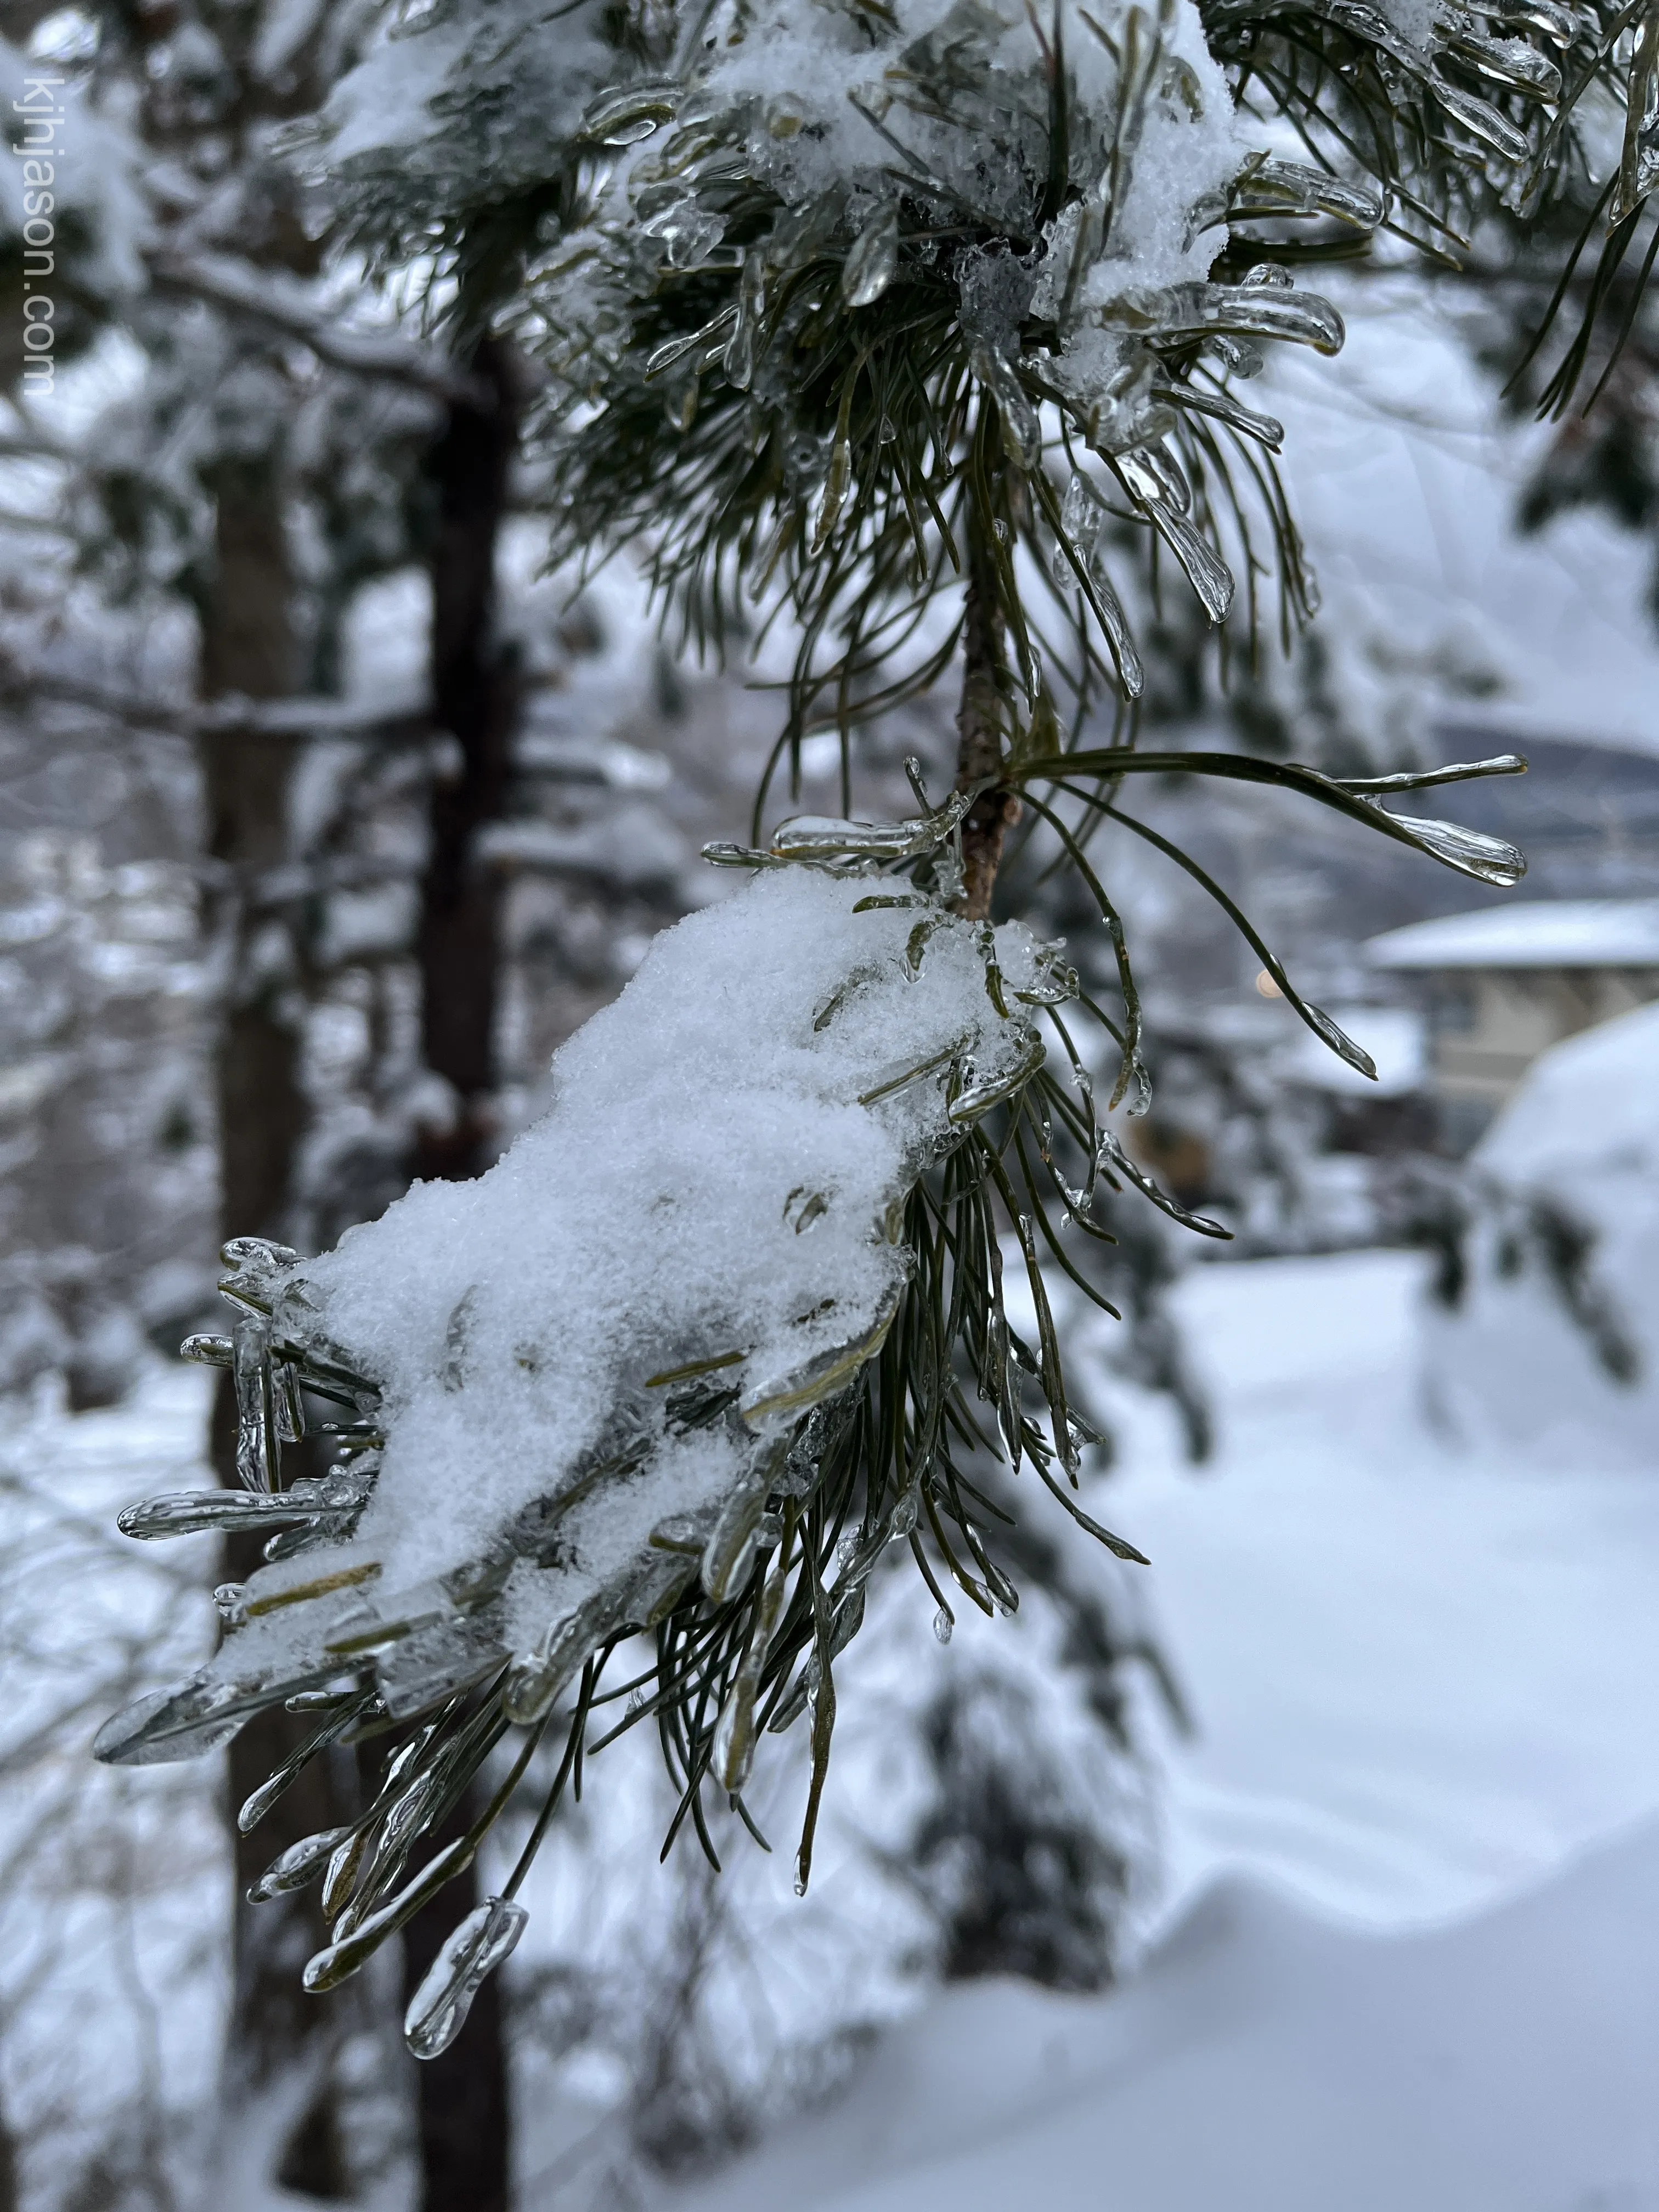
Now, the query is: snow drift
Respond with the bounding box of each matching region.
[1423,1000,1659,1465]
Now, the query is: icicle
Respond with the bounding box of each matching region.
[1060,475,1104,551]
[842,204,900,307]
[1131,488,1235,624]
[118,1491,323,1540]
[1165,382,1283,450]
[808,433,853,555]
[723,251,766,390]
[769,786,973,862]
[180,1332,232,1368]
[713,1541,792,1791]
[303,1836,476,1993]
[1427,73,1531,160]
[1441,28,1561,100]
[932,1605,954,1645]
[946,1025,1047,1126]
[94,1646,349,1767]
[701,1472,769,1604]
[1116,441,1192,516]
[1052,471,1147,698]
[579,78,681,146]
[1480,0,1581,43]
[1224,155,1385,229]
[971,345,1042,470]
[404,1899,529,2061]
[1613,8,1659,223]
[248,1822,355,1903]
[1096,1130,1234,1239]
[645,305,737,380]
[1099,278,1345,358]
[232,1313,277,1493]
[1376,810,1527,888]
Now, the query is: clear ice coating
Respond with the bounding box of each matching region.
[96,873,1063,1774]
[404,1898,530,2060]
[841,203,899,307]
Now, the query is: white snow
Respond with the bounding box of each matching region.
[665,1822,1659,2212]
[701,0,1240,288]
[617,1244,1659,2211]
[1425,1000,1659,1464]
[1368,898,1659,970]
[0,1365,227,2188]
[23,1248,1659,2209]
[205,869,1052,1701]
[1265,301,1659,753]
[0,35,150,297]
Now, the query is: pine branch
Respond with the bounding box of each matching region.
[145,250,491,408]
[953,528,1019,921]
[0,664,430,746]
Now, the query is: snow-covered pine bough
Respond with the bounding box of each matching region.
[98,0,1649,2056]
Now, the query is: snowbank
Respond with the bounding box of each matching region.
[633,1247,1659,2212]
[1423,1000,1659,1464]
[661,1818,1659,2212]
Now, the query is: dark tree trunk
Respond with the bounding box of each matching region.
[402,336,520,2212]
[202,469,352,2199]
[0,2087,17,2212]
[402,1793,512,2212]
[201,478,308,1260]
[413,336,523,1184]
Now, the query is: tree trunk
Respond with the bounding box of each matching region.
[402,1793,512,2212]
[402,336,520,2212]
[202,467,352,2199]
[413,336,522,1184]
[952,531,1020,922]
[0,2086,17,2212]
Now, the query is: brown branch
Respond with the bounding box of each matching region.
[145,249,491,409]
[0,662,429,744]
[952,531,1020,921]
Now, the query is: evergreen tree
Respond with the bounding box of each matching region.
[92,0,1652,2106]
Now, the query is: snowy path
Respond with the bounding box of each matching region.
[655,1249,1659,2212]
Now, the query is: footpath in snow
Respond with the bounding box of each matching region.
[659,1249,1659,2212]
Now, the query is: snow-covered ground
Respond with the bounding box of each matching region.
[669,1821,1659,2212]
[652,1247,1659,2212]
[11,1245,1658,2207]
[1131,1250,1659,1929]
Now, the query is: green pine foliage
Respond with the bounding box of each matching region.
[95,0,1659,2063]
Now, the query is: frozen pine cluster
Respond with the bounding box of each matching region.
[72,0,1655,2080]
[99,865,1069,1764]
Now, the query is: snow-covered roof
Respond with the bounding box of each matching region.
[1366,900,1659,972]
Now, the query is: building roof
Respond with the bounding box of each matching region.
[1366,900,1659,972]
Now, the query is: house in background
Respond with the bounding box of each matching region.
[1367,899,1659,1149]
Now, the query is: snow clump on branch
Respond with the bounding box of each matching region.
[95,867,1065,1765]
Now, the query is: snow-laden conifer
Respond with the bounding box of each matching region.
[96,0,1657,2059]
